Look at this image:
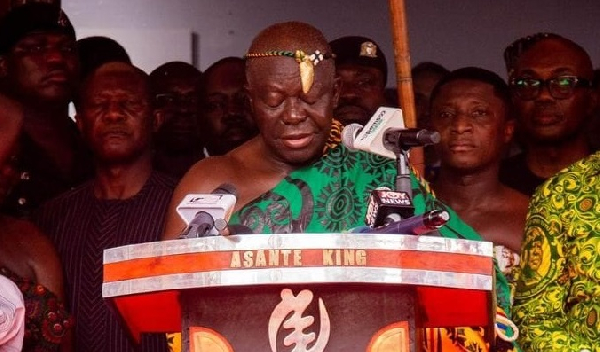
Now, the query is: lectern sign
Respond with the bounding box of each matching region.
[228,249,367,268]
[102,233,494,351]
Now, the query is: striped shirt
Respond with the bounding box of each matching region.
[34,172,175,352]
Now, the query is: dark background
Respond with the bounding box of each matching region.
[5,0,600,82]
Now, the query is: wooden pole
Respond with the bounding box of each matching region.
[387,0,425,176]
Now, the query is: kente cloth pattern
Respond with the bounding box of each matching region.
[513,151,600,351]
[34,172,174,352]
[230,142,397,233]
[0,274,25,352]
[423,325,516,352]
[0,267,72,352]
[229,136,516,351]
[322,118,342,154]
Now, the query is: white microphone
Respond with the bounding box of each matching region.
[341,107,440,158]
[176,183,237,237]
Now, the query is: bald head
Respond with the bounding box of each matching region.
[248,22,331,54]
[243,22,340,166]
[245,21,336,88]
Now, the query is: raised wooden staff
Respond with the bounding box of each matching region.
[388,0,426,175]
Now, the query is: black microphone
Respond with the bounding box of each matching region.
[212,183,237,196]
[352,210,450,235]
[383,128,440,151]
[184,211,215,238]
[364,187,415,227]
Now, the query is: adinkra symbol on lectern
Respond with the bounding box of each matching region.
[268,289,331,352]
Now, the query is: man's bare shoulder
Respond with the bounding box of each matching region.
[180,155,239,193]
[178,139,260,193]
[162,140,264,240]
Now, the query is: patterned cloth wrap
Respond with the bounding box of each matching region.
[0,267,73,352]
[513,150,600,351]
[230,119,518,352]
[230,120,395,233]
[0,274,25,351]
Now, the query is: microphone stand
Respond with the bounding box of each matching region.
[394,149,412,198]
[383,129,414,197]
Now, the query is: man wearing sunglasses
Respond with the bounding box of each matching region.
[504,33,600,351]
[500,33,596,196]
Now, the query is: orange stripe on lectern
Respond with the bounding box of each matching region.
[103,251,232,282]
[371,251,491,274]
[103,249,491,282]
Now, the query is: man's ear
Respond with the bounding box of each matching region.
[153,108,165,132]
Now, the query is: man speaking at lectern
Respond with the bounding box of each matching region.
[161,21,516,351]
[162,21,400,236]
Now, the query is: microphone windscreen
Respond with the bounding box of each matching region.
[189,211,214,227]
[212,183,237,196]
[341,123,362,150]
[418,130,441,145]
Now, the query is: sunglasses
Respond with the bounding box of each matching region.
[509,75,591,101]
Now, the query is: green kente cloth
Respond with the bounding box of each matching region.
[230,143,514,327]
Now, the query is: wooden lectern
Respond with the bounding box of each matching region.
[102,234,495,352]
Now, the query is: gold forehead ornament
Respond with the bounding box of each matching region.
[245,50,335,94]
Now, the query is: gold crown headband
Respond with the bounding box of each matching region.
[245,50,335,94]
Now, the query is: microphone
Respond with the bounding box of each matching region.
[383,128,440,151]
[351,210,450,235]
[365,187,415,227]
[341,107,440,158]
[176,183,237,238]
[185,211,214,238]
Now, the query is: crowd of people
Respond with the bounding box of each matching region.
[0,1,598,352]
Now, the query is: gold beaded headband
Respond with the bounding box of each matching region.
[245,50,335,94]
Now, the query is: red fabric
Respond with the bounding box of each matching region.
[418,287,490,327]
[110,290,181,343]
